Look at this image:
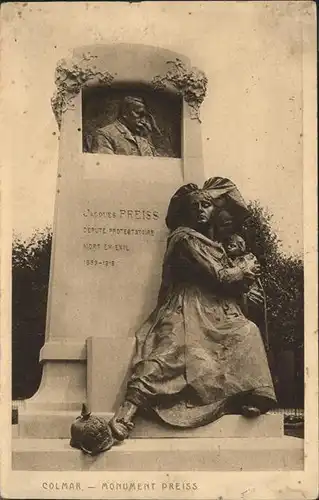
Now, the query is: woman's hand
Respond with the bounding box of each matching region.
[242,269,257,284]
[242,263,260,284]
[245,261,261,277]
[247,287,264,306]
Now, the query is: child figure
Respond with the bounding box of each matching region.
[224,233,264,312]
[225,233,258,275]
[224,234,270,354]
[207,209,264,318]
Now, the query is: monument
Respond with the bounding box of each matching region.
[13,44,303,471]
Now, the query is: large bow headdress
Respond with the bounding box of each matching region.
[165,177,249,230]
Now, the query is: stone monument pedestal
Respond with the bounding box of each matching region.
[15,412,283,440]
[14,329,303,472]
[12,434,303,471]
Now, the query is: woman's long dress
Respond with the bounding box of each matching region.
[126,226,277,427]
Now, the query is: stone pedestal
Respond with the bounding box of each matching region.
[15,413,283,440]
[13,411,303,472]
[87,337,135,413]
[12,436,303,471]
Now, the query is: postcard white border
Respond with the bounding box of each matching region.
[0,2,318,499]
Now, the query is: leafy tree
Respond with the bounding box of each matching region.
[12,228,52,399]
[242,201,304,407]
[243,201,304,352]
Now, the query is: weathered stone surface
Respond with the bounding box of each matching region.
[17,413,283,439]
[131,413,284,439]
[87,336,135,413]
[12,436,303,471]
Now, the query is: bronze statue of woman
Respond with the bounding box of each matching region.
[108,177,277,441]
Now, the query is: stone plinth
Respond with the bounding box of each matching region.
[12,436,304,471]
[16,413,283,439]
[87,336,135,413]
[131,413,284,438]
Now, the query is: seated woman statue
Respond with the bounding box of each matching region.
[109,177,277,442]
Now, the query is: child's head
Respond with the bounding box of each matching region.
[208,209,234,241]
[225,233,246,257]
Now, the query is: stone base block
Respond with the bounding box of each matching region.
[87,336,135,413]
[131,413,283,438]
[17,412,283,439]
[17,411,86,439]
[12,437,304,471]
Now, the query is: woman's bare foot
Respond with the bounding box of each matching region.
[109,400,138,441]
[109,420,134,441]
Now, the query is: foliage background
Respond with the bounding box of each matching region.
[12,203,304,407]
[12,228,52,400]
[243,201,304,407]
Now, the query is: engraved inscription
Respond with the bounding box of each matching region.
[81,206,160,269]
[83,208,159,220]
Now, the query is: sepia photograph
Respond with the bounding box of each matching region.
[0,1,317,499]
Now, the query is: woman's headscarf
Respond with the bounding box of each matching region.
[165,177,249,231]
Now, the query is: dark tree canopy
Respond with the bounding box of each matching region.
[12,228,52,399]
[243,201,304,352]
[242,202,304,408]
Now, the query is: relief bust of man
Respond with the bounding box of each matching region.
[90,96,159,156]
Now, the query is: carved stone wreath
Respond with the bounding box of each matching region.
[51,54,114,128]
[151,58,208,121]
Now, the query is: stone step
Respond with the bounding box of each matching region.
[12,436,303,471]
[132,413,283,438]
[16,412,283,439]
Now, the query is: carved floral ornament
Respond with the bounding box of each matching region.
[51,54,208,128]
[51,54,114,128]
[152,59,208,121]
